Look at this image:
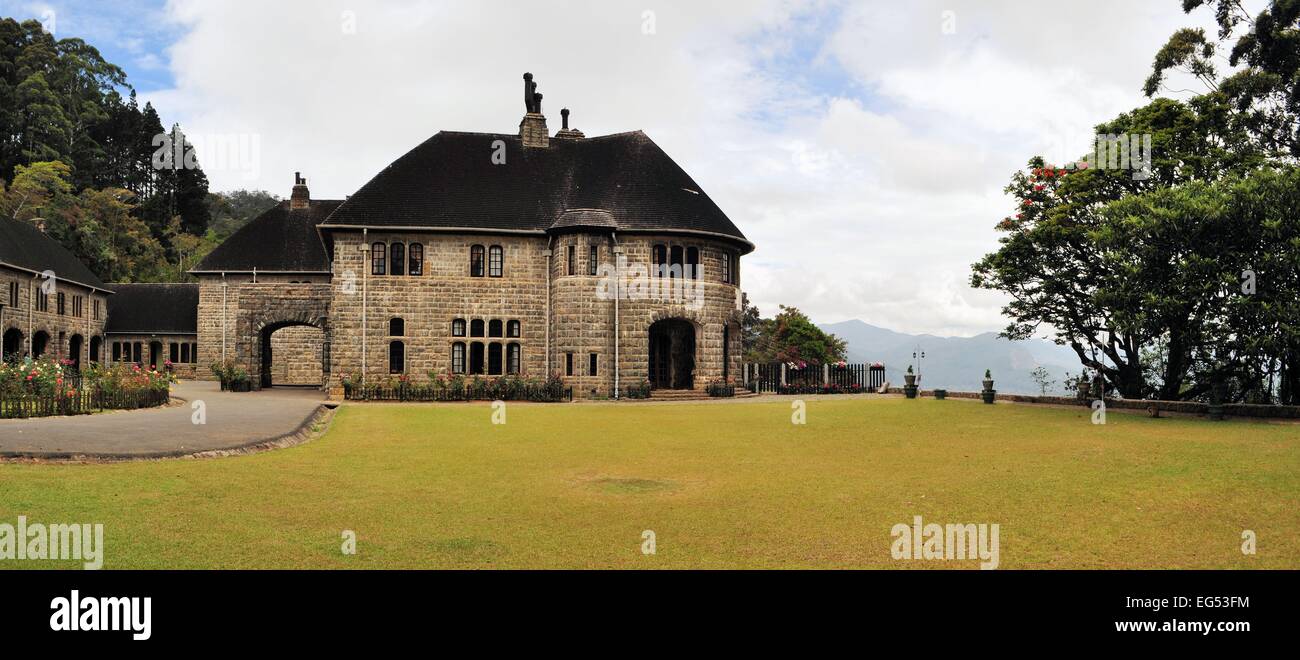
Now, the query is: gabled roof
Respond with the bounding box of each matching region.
[0,217,109,291]
[320,131,752,251]
[104,283,199,334]
[192,199,341,273]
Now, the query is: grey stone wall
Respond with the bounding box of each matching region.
[106,333,199,378]
[0,265,110,366]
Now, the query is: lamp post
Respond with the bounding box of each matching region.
[912,347,925,384]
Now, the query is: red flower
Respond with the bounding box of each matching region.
[1022,199,1032,206]
[1034,184,1045,191]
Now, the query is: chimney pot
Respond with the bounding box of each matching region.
[290,173,311,210]
[561,108,569,130]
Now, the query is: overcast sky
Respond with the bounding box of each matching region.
[5,0,1230,336]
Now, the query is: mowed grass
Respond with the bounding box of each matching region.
[2,397,1298,569]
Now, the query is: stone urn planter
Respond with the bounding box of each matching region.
[1076,379,1091,402]
[980,370,995,404]
[933,388,947,400]
[1207,379,1228,421]
[903,368,918,399]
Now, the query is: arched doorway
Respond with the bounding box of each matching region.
[149,340,162,369]
[2,328,22,362]
[648,318,696,389]
[69,334,84,371]
[259,321,326,388]
[89,336,102,364]
[32,331,50,358]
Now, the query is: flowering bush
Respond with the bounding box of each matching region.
[0,357,173,417]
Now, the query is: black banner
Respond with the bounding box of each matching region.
[0,569,1289,647]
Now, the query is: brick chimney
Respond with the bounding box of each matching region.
[554,107,585,140]
[519,72,549,148]
[290,172,310,210]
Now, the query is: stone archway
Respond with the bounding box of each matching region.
[252,313,329,389]
[32,330,50,358]
[648,318,696,389]
[69,334,84,371]
[2,328,23,362]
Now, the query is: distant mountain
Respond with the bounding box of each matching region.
[817,319,1082,395]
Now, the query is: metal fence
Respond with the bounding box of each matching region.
[345,383,572,402]
[744,362,885,394]
[0,388,170,419]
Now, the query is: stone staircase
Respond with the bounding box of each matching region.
[647,388,760,401]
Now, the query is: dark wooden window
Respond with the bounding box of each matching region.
[72,295,83,317]
[451,319,466,337]
[57,292,65,315]
[488,245,503,277]
[169,343,179,363]
[488,319,503,337]
[371,242,386,275]
[470,245,485,277]
[567,245,575,275]
[721,250,732,284]
[389,317,405,336]
[7,281,16,307]
[112,342,122,361]
[686,247,699,279]
[506,320,520,338]
[390,243,405,276]
[470,319,484,337]
[181,343,191,364]
[589,353,598,376]
[565,352,574,376]
[669,246,684,279]
[132,342,142,363]
[507,343,520,375]
[389,341,405,374]
[408,243,423,276]
[35,293,47,312]
[470,342,485,374]
[452,342,466,373]
[588,245,598,275]
[488,342,503,375]
[190,342,199,363]
[93,299,100,320]
[653,244,667,277]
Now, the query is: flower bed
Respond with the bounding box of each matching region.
[0,358,173,419]
[343,373,571,402]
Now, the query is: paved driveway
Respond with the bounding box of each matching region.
[0,381,329,459]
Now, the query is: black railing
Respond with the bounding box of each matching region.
[706,382,736,397]
[0,388,170,419]
[345,382,572,402]
[745,363,886,393]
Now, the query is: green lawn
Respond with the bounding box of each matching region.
[2,397,1297,569]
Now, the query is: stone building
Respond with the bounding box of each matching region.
[191,74,753,397]
[0,217,112,367]
[104,283,200,378]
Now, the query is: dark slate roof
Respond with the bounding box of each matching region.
[105,283,199,334]
[0,217,108,291]
[321,131,752,250]
[192,199,341,273]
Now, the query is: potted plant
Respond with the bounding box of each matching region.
[1075,371,1091,402]
[903,365,918,399]
[981,369,996,404]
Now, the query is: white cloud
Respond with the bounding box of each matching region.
[139,0,1236,336]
